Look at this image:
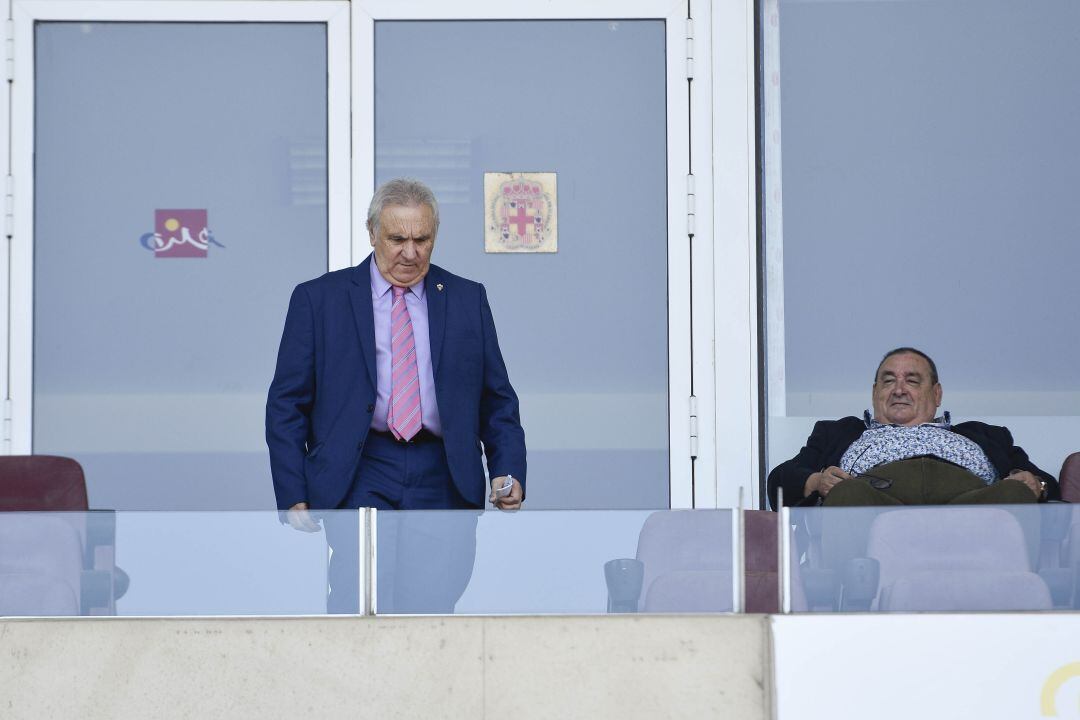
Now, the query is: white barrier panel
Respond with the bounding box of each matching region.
[773,614,1080,720]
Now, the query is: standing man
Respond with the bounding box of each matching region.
[267,178,526,611]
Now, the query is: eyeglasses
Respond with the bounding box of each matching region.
[846,445,894,490]
[856,472,894,490]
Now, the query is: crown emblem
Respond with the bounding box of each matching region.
[494,180,549,250]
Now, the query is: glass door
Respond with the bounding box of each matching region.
[354,2,708,508]
[10,1,350,509]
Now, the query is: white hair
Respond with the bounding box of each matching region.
[366,177,440,236]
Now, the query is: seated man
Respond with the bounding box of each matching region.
[768,347,1060,508]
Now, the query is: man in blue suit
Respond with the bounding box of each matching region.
[267,177,526,611]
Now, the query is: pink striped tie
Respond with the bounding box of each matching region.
[388,285,422,441]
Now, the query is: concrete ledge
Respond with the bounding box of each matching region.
[0,615,770,720]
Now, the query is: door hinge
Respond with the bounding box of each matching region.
[3,399,13,445]
[685,18,695,80]
[689,395,699,459]
[5,19,13,82]
[5,175,14,239]
[687,173,696,237]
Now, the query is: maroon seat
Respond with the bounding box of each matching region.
[1054,454,1080,607]
[1059,453,1080,504]
[0,455,88,511]
[0,455,124,615]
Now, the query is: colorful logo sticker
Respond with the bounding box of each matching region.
[139,209,223,258]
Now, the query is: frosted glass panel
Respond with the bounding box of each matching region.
[375,20,669,509]
[33,23,328,509]
[776,1,1080,406]
[764,1,1080,483]
[376,510,735,615]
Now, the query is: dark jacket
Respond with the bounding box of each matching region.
[767,416,1060,508]
[266,256,526,511]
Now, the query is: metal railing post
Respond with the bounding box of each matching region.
[777,487,788,613]
[733,488,745,613]
[779,489,791,614]
[361,507,377,616]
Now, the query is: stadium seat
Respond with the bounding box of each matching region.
[604,511,734,613]
[866,507,1052,611]
[0,514,82,615]
[880,570,1051,611]
[1059,452,1080,503]
[0,455,127,615]
[1042,453,1080,607]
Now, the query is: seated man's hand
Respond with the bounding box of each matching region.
[287,502,321,532]
[1003,469,1045,499]
[489,476,523,511]
[805,466,852,497]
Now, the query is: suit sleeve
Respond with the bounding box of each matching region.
[767,421,835,509]
[993,425,1060,502]
[477,284,527,495]
[266,284,316,511]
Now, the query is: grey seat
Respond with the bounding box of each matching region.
[866,507,1052,612]
[635,511,734,613]
[880,570,1051,611]
[0,514,83,616]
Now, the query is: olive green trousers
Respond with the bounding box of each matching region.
[824,456,1035,507]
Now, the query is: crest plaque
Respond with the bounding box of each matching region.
[484,172,557,253]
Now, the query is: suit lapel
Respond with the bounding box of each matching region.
[349,255,378,389]
[425,266,447,379]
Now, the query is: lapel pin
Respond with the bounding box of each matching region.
[436,283,444,292]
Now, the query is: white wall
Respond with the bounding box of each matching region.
[773,614,1080,720]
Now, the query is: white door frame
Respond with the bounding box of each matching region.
[5,0,351,453]
[1,1,12,454]
[708,0,761,509]
[352,0,716,508]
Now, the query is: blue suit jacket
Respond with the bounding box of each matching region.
[266,256,526,510]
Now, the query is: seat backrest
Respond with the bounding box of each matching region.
[636,510,733,611]
[866,507,1031,603]
[0,456,89,511]
[1060,452,1080,504]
